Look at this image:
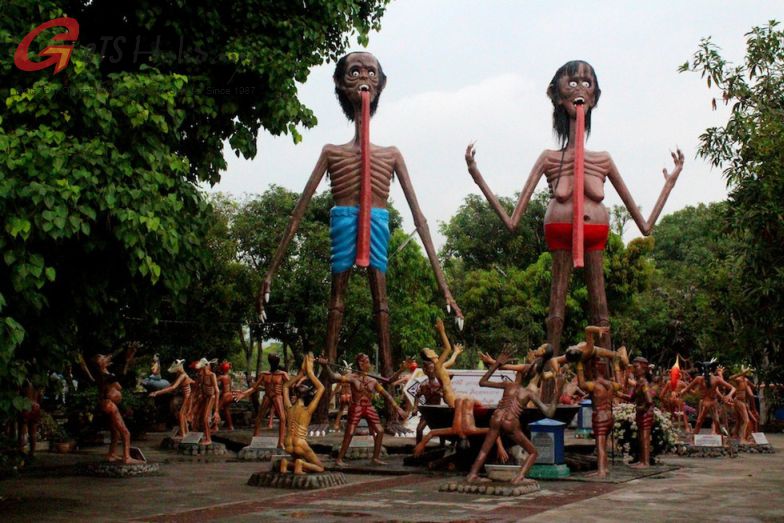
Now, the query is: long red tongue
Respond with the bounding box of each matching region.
[355,90,371,268]
[572,104,585,268]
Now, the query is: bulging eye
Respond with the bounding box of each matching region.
[568,81,577,88]
[581,81,591,88]
[369,71,376,77]
[350,70,359,78]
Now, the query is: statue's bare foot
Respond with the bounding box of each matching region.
[465,474,491,484]
[122,456,144,465]
[200,440,212,446]
[629,462,649,469]
[334,459,347,468]
[510,475,536,486]
[371,458,387,466]
[586,470,608,478]
[106,453,121,462]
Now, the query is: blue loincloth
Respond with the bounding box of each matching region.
[330,206,390,273]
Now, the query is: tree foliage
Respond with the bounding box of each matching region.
[680,20,784,382]
[0,0,390,418]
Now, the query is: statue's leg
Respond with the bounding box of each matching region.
[273,396,287,449]
[254,396,270,436]
[466,427,499,483]
[584,250,612,350]
[508,428,538,484]
[316,271,351,426]
[368,268,392,377]
[546,250,574,355]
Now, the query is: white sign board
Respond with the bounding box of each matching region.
[533,431,555,464]
[694,434,723,447]
[751,432,769,445]
[180,431,203,445]
[250,436,279,449]
[403,369,515,407]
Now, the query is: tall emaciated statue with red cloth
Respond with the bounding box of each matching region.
[258,52,463,425]
[465,61,684,353]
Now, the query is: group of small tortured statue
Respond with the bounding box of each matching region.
[15,52,759,482]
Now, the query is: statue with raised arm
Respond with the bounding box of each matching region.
[466,350,559,485]
[79,344,143,464]
[236,353,289,446]
[420,318,464,408]
[574,344,625,478]
[257,52,463,424]
[149,359,195,438]
[729,366,757,443]
[465,60,684,354]
[628,357,656,468]
[278,353,326,474]
[320,352,406,466]
[679,359,735,440]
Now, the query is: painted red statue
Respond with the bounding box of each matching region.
[466,60,684,354]
[80,345,143,464]
[17,380,42,456]
[679,359,735,439]
[466,350,559,485]
[321,353,406,466]
[659,356,692,433]
[149,358,195,438]
[729,366,757,443]
[237,353,289,447]
[329,363,353,431]
[193,358,220,445]
[257,52,463,425]
[628,357,655,468]
[217,360,234,431]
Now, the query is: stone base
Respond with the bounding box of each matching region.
[738,443,775,454]
[160,436,181,450]
[78,462,160,478]
[673,442,738,458]
[238,446,287,461]
[247,471,347,490]
[439,480,539,496]
[527,463,571,479]
[177,442,228,456]
[332,444,388,461]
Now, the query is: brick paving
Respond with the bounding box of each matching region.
[0,431,781,522]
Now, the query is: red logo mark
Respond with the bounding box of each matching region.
[14,17,80,75]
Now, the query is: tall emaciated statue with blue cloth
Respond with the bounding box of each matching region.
[258,52,463,426]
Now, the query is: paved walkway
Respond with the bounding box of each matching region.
[1,432,781,522]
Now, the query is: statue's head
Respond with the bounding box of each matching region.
[422,359,436,379]
[593,357,609,378]
[268,353,281,372]
[334,51,387,121]
[633,356,650,379]
[420,347,438,363]
[219,360,231,374]
[168,359,185,374]
[294,380,315,403]
[546,60,601,148]
[355,353,371,373]
[94,353,112,371]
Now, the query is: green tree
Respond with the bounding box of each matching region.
[440,192,548,272]
[0,0,389,418]
[680,20,784,383]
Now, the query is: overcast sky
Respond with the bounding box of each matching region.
[207,0,783,248]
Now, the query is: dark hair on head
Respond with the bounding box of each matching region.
[355,352,369,367]
[295,381,316,403]
[333,52,387,122]
[268,353,280,372]
[547,60,601,149]
[533,343,554,375]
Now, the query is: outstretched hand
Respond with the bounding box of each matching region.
[445,295,464,331]
[479,352,495,366]
[495,350,512,366]
[257,276,272,322]
[465,143,477,170]
[663,147,684,185]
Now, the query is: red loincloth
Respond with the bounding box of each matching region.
[545,223,609,252]
[592,406,613,437]
[346,397,381,427]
